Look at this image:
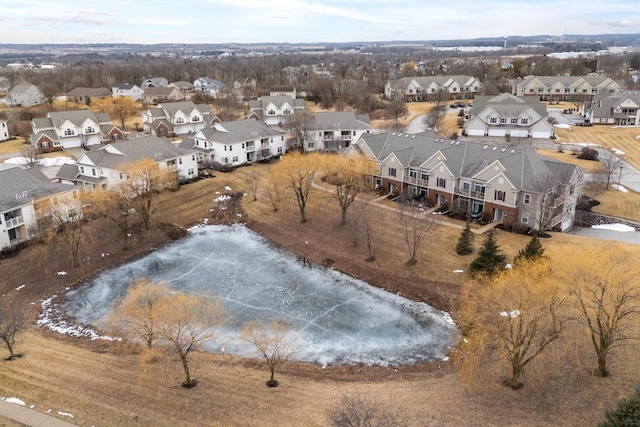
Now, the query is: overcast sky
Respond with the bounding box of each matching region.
[2,0,639,44]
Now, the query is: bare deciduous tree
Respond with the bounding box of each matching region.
[271,152,322,223]
[242,320,296,387]
[384,99,408,131]
[245,168,262,202]
[109,278,170,349]
[157,291,225,388]
[422,106,445,132]
[324,156,367,225]
[327,395,409,427]
[93,96,140,132]
[598,151,625,190]
[571,254,640,377]
[43,194,84,268]
[282,111,314,151]
[0,295,28,360]
[398,203,431,265]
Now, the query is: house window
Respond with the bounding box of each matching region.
[64,129,74,136]
[92,168,96,176]
[353,131,356,135]
[500,118,507,124]
[224,145,227,151]
[188,168,195,175]
[462,181,470,190]
[388,167,397,177]
[232,156,238,162]
[436,177,446,188]
[521,118,528,125]
[192,116,200,122]
[176,117,185,124]
[80,166,85,173]
[85,126,95,133]
[421,171,428,181]
[192,155,195,161]
[495,190,506,202]
[268,109,276,115]
[522,212,529,224]
[229,145,232,151]
[524,193,531,204]
[490,117,497,124]
[308,142,314,148]
[409,169,417,179]
[277,147,283,154]
[242,143,245,149]
[42,141,49,148]
[283,109,291,115]
[179,158,182,164]
[511,118,517,124]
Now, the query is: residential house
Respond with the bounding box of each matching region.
[169,81,195,95]
[65,87,111,105]
[141,101,211,136]
[0,166,80,250]
[0,119,9,142]
[270,86,297,98]
[142,86,184,105]
[583,91,640,125]
[465,93,555,139]
[182,119,286,165]
[8,83,45,107]
[193,77,226,97]
[247,95,305,126]
[141,77,169,88]
[112,83,144,101]
[511,75,622,102]
[0,76,10,94]
[384,76,482,102]
[56,136,198,190]
[233,78,257,93]
[31,109,122,152]
[344,132,584,232]
[305,111,371,151]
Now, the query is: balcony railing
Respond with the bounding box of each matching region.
[404,176,428,187]
[5,216,24,228]
[454,187,485,199]
[551,194,565,208]
[550,213,563,227]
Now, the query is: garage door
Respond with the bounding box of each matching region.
[531,131,550,139]
[510,130,529,138]
[467,129,484,136]
[488,129,506,137]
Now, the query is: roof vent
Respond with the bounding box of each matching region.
[492,146,497,151]
[411,135,416,139]
[501,148,506,152]
[391,132,396,136]
[455,141,461,145]
[483,145,488,150]
[405,134,409,138]
[398,133,403,137]
[510,149,516,153]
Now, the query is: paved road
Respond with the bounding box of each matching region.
[567,226,640,245]
[0,400,79,427]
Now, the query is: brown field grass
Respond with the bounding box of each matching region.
[0,137,26,156]
[554,125,640,170]
[1,156,640,426]
[536,148,605,173]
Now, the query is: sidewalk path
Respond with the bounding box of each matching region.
[0,400,79,427]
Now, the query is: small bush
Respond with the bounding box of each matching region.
[511,222,530,235]
[578,147,599,160]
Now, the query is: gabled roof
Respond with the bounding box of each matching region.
[9,83,39,94]
[143,86,181,96]
[157,101,209,117]
[79,136,193,170]
[358,132,578,192]
[389,75,480,90]
[311,111,371,131]
[249,95,305,111]
[195,119,285,144]
[46,110,109,128]
[65,87,111,97]
[514,75,620,90]
[471,93,547,118]
[112,83,141,90]
[0,167,75,212]
[587,91,640,118]
[56,164,80,181]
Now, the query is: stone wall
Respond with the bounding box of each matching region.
[574,210,640,231]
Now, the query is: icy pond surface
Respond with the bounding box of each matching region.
[63,224,459,366]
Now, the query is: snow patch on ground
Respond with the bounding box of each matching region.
[612,184,628,192]
[500,310,520,318]
[592,223,636,232]
[57,411,74,418]
[224,186,232,191]
[15,284,25,291]
[2,397,25,406]
[4,157,75,167]
[37,294,120,341]
[214,194,231,203]
[452,269,464,273]
[56,271,67,276]
[554,123,572,129]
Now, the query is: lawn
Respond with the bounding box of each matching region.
[554,125,640,170]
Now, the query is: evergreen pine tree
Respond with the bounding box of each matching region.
[470,230,506,276]
[456,220,474,255]
[513,235,545,265]
[598,383,640,427]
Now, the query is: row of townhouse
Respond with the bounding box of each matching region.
[345,132,584,232]
[142,101,213,136]
[247,95,306,125]
[304,111,371,151]
[583,91,640,126]
[511,75,622,102]
[56,136,198,190]
[31,110,123,152]
[464,93,555,139]
[0,165,80,250]
[384,75,482,102]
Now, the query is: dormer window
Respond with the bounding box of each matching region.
[176,117,185,124]
[268,109,276,115]
[64,129,75,136]
[192,116,200,122]
[283,109,291,115]
[85,126,95,133]
[490,117,497,124]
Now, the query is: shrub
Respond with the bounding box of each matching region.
[598,390,640,427]
[578,147,599,160]
[511,222,530,235]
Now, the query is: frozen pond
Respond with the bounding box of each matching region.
[61,225,459,366]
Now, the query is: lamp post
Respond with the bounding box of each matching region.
[618,166,623,189]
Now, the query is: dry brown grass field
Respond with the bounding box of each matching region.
[1,162,640,426]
